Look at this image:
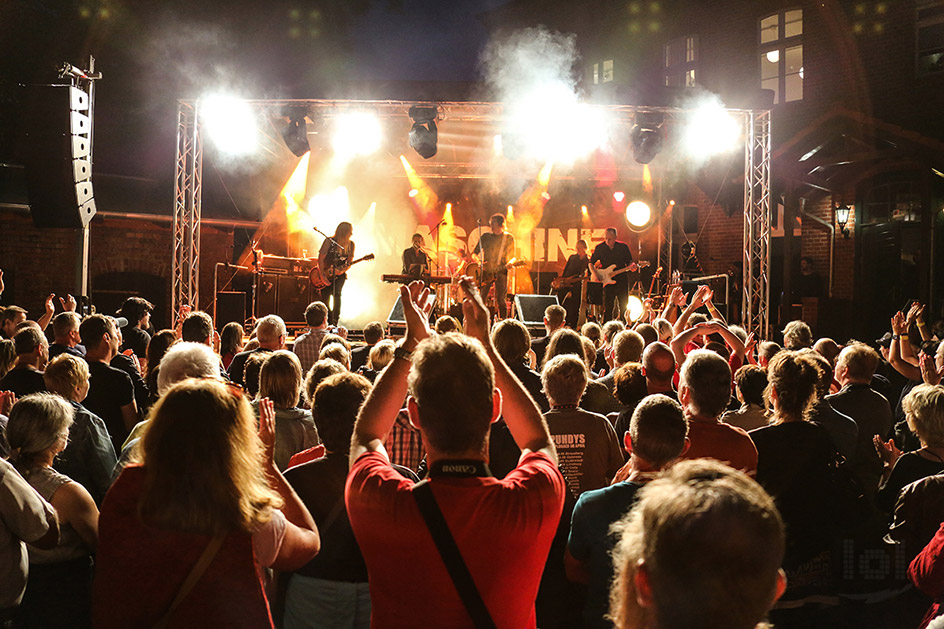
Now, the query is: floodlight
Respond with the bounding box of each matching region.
[626,295,645,322]
[613,191,626,203]
[201,94,258,156]
[684,101,741,159]
[332,111,382,158]
[626,201,652,228]
[408,106,438,159]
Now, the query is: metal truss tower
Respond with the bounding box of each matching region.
[172,101,203,320]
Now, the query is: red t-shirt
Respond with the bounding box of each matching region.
[680,418,759,472]
[345,450,565,628]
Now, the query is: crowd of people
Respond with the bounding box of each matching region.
[1,270,944,629]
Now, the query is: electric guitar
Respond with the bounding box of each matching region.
[589,261,650,287]
[480,259,527,284]
[310,254,375,289]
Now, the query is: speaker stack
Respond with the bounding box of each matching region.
[22,85,97,228]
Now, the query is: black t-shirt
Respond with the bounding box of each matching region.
[473,232,514,273]
[84,361,136,451]
[48,344,85,361]
[401,247,430,276]
[121,326,151,359]
[750,421,839,567]
[111,353,149,415]
[877,451,944,514]
[0,367,46,397]
[227,347,272,386]
[590,241,634,287]
[561,254,589,279]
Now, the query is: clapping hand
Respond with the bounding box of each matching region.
[44,293,56,318]
[259,397,276,465]
[920,352,942,386]
[891,311,907,335]
[0,391,16,416]
[458,276,490,343]
[399,281,434,351]
[58,294,77,312]
[873,435,902,470]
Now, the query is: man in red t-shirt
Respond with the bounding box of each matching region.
[677,349,758,472]
[346,278,566,629]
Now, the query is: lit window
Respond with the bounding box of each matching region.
[664,35,698,87]
[917,2,944,76]
[759,9,803,103]
[593,63,600,84]
[602,59,614,82]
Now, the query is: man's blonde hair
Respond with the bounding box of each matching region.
[43,353,89,398]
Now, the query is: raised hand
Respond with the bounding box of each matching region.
[458,276,490,343]
[873,435,902,469]
[44,293,56,317]
[891,311,907,335]
[58,294,77,312]
[399,281,433,351]
[920,352,942,386]
[0,390,16,416]
[258,397,277,465]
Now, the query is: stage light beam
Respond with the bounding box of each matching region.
[684,101,741,159]
[626,295,645,322]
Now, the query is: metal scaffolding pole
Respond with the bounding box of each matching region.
[172,101,203,320]
[742,110,772,338]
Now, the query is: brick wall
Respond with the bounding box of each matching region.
[0,209,234,327]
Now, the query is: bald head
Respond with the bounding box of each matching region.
[813,338,841,367]
[643,342,676,388]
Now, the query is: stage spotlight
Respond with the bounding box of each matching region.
[630,113,664,164]
[408,188,419,198]
[332,111,382,158]
[626,295,645,322]
[200,94,257,156]
[626,201,652,228]
[408,106,438,159]
[684,100,741,159]
[281,114,309,158]
[613,191,625,203]
[581,205,589,215]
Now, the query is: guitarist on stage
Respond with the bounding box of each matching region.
[317,221,354,325]
[471,213,515,318]
[591,227,638,322]
[554,239,590,329]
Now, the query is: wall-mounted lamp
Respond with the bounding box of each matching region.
[835,205,851,238]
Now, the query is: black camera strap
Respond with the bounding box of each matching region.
[412,479,496,629]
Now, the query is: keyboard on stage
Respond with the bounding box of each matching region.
[381,274,452,285]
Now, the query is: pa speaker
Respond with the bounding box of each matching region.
[216,292,246,329]
[513,294,559,327]
[386,293,437,325]
[21,84,97,228]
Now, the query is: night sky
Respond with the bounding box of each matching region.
[0,0,511,179]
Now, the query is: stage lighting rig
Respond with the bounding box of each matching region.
[630,112,664,164]
[281,108,310,158]
[408,106,438,159]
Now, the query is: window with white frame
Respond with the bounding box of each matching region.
[918,1,944,75]
[664,35,697,87]
[602,59,614,82]
[759,9,803,103]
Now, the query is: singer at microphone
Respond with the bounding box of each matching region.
[401,232,431,279]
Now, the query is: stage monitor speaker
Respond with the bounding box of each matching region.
[216,291,246,330]
[21,84,97,228]
[386,293,437,325]
[514,294,559,327]
[277,275,310,324]
[255,273,279,318]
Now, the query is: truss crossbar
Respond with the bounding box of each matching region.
[172,99,771,326]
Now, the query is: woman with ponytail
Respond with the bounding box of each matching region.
[749,350,843,592]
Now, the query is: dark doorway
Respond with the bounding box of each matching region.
[91,271,169,330]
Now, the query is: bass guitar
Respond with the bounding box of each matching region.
[589,260,650,287]
[310,253,375,289]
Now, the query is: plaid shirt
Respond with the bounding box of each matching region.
[292,328,327,375]
[385,409,425,473]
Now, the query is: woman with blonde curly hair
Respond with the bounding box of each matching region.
[876,384,944,513]
[92,379,320,628]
